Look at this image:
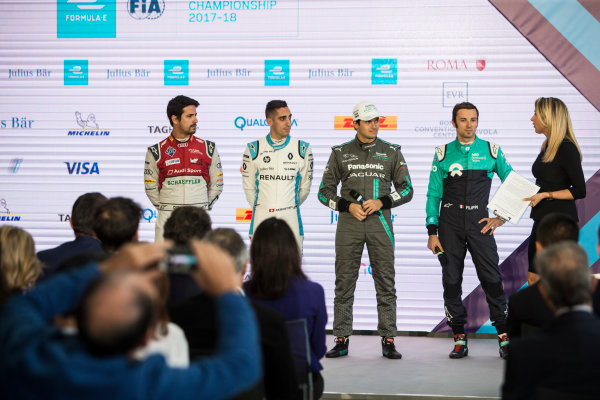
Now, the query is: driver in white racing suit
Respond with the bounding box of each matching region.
[242,100,313,250]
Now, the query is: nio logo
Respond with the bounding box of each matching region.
[449,163,463,177]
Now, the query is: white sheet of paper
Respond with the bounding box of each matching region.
[487,171,540,224]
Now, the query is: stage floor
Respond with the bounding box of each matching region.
[321,335,504,400]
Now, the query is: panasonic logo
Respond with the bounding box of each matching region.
[348,163,384,170]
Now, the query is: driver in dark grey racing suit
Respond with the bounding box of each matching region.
[318,101,413,359]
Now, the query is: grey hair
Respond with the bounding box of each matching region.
[535,241,591,308]
[203,228,248,275]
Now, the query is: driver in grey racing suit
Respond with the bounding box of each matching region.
[318,101,413,359]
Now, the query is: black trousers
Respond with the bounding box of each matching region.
[438,211,508,334]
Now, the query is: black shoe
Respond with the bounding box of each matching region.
[449,334,468,359]
[381,337,402,359]
[498,333,509,360]
[325,336,349,358]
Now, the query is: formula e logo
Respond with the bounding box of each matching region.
[164,60,189,86]
[65,161,100,175]
[64,60,88,85]
[128,0,164,20]
[263,156,271,163]
[264,60,289,86]
[371,58,397,85]
[449,163,463,177]
[57,0,116,39]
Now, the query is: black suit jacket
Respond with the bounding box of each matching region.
[169,293,298,400]
[502,310,600,399]
[506,282,554,338]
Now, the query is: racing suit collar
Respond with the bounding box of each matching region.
[266,133,291,151]
[169,134,193,143]
[454,136,478,155]
[355,135,377,150]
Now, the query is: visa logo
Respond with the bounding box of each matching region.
[65,161,100,174]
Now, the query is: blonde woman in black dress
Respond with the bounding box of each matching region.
[524,97,586,285]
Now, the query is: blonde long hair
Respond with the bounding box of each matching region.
[0,225,41,292]
[534,97,582,163]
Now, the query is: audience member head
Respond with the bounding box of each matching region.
[535,241,591,310]
[534,97,581,163]
[70,192,108,237]
[535,212,579,252]
[0,225,41,293]
[163,206,211,245]
[204,228,248,284]
[76,271,158,357]
[94,197,142,253]
[246,218,305,300]
[0,249,9,307]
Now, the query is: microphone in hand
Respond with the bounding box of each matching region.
[349,189,381,216]
[434,246,448,267]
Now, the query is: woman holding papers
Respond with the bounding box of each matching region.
[524,97,586,284]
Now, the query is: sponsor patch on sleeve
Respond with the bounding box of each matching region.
[390,192,401,201]
[329,200,336,210]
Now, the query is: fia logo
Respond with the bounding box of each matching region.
[65,162,100,175]
[165,147,176,157]
[128,0,164,19]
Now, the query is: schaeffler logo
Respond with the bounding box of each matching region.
[128,0,164,20]
[68,111,110,136]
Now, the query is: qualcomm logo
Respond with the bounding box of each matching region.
[371,58,397,85]
[449,163,464,177]
[143,208,157,223]
[234,116,298,131]
[64,60,88,85]
[128,0,164,19]
[164,60,189,85]
[264,60,289,86]
[57,0,116,39]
